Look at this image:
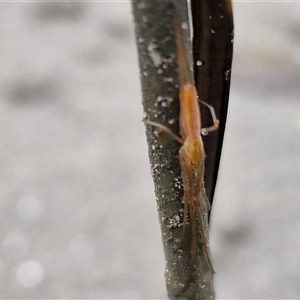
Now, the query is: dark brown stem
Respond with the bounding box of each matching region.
[191,0,234,217]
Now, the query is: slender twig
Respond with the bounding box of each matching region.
[132,1,215,299]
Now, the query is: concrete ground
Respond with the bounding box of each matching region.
[0,1,300,299]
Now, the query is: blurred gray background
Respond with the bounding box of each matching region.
[0,1,300,299]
